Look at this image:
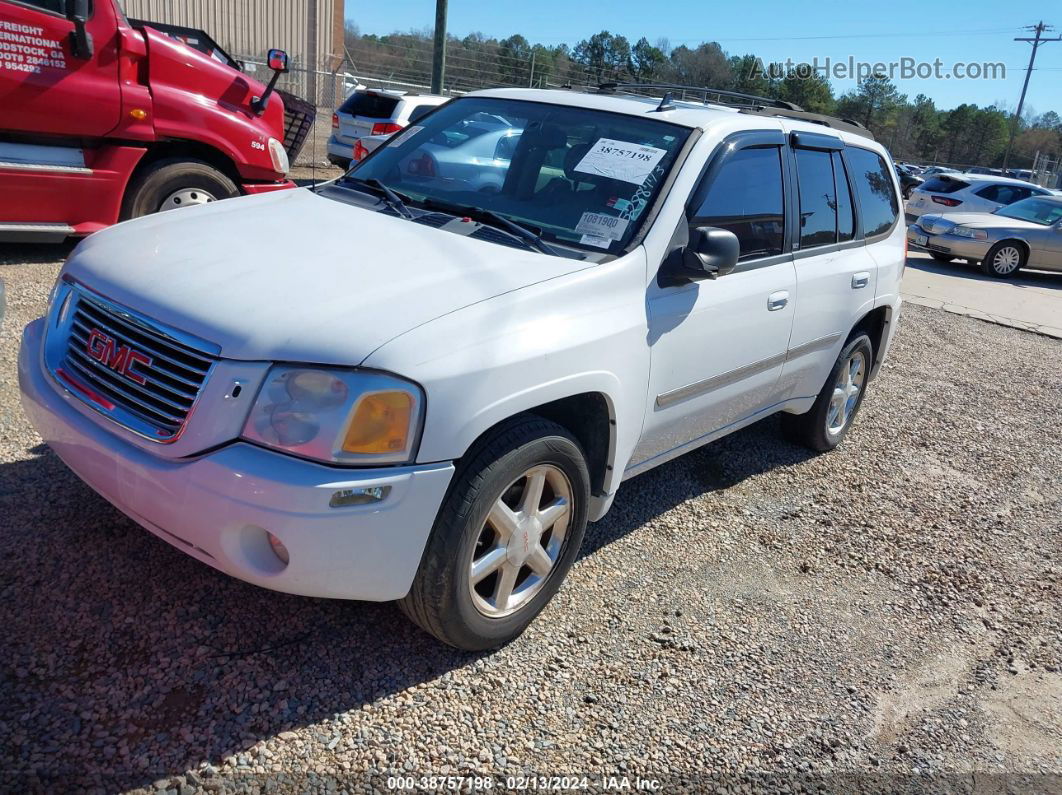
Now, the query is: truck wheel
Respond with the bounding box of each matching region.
[781,334,873,453]
[400,416,590,650]
[122,159,239,219]
[979,241,1026,278]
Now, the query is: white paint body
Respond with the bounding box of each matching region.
[20,89,905,602]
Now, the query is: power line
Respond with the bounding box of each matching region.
[1003,21,1062,169]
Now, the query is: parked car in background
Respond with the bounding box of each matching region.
[20,87,905,650]
[966,166,1004,177]
[921,166,961,177]
[328,90,448,169]
[895,164,924,199]
[908,195,1062,277]
[905,174,1051,222]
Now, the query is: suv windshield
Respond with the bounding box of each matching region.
[341,97,692,252]
[994,197,1062,226]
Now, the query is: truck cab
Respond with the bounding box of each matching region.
[0,0,313,241]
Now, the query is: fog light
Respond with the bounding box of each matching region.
[266,532,289,565]
[329,485,390,508]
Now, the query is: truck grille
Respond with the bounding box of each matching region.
[276,89,316,163]
[60,292,215,441]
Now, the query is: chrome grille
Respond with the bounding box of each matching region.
[59,292,215,441]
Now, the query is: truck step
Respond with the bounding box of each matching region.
[0,223,75,243]
[0,141,91,174]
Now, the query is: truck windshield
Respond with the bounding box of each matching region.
[342,97,692,252]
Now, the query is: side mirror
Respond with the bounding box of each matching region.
[252,49,289,114]
[267,49,289,73]
[65,0,93,59]
[682,226,740,280]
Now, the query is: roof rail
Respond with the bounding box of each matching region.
[597,82,803,112]
[738,106,876,140]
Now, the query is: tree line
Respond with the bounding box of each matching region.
[343,25,1062,169]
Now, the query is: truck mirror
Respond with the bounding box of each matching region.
[65,0,93,59]
[267,49,289,73]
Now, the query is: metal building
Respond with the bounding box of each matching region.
[123,0,346,102]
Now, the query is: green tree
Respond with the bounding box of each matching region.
[663,42,731,90]
[776,65,834,113]
[573,31,632,82]
[631,37,666,81]
[836,74,902,130]
[497,34,531,85]
[728,54,772,96]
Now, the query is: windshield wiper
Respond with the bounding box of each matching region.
[343,176,414,219]
[421,198,565,257]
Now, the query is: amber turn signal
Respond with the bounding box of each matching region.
[341,391,414,455]
[129,108,148,121]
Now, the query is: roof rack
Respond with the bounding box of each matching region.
[597,82,803,112]
[739,106,875,140]
[595,81,876,141]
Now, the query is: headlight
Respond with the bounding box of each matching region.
[268,137,289,175]
[951,226,988,240]
[242,366,423,465]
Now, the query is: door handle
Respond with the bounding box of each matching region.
[767,291,789,311]
[852,272,870,289]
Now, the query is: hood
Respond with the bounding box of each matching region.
[917,211,1046,233]
[64,189,592,365]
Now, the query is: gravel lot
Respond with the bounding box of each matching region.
[1,244,1060,793]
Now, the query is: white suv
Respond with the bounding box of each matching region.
[327,89,448,169]
[20,87,905,650]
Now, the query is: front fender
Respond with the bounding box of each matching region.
[363,251,651,499]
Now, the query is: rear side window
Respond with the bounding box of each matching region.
[693,147,785,260]
[921,176,969,194]
[338,92,400,119]
[407,104,436,124]
[847,148,900,237]
[795,149,837,248]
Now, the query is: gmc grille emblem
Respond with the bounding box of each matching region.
[85,328,153,386]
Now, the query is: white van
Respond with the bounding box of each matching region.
[20,86,904,650]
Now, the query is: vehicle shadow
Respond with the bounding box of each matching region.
[0,241,77,266]
[0,416,812,791]
[906,254,1062,290]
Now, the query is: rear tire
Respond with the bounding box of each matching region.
[399,416,590,650]
[781,334,874,453]
[979,241,1026,278]
[122,158,239,220]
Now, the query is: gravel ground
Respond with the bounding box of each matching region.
[0,244,1060,794]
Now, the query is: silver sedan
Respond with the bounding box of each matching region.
[907,195,1062,277]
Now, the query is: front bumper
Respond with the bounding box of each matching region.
[18,319,454,602]
[906,224,991,260]
[242,179,297,195]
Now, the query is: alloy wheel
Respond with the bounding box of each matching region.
[467,464,572,618]
[991,246,1021,275]
[826,350,866,435]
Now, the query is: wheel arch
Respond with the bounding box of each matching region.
[122,140,243,201]
[848,305,891,379]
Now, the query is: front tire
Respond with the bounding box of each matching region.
[781,334,873,452]
[980,241,1026,278]
[400,416,590,650]
[122,158,239,219]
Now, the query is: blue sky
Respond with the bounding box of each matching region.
[346,0,1062,114]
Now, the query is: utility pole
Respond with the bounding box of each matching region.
[431,0,447,94]
[1002,21,1061,171]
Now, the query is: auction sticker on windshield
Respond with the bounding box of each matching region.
[575,211,629,240]
[574,139,667,184]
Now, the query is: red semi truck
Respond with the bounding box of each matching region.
[0,0,314,242]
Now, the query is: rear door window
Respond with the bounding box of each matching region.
[338,92,400,119]
[846,148,900,238]
[692,146,786,260]
[834,152,855,242]
[795,149,837,248]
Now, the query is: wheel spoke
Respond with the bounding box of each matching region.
[537,497,569,530]
[520,469,546,516]
[488,501,520,541]
[470,547,507,584]
[494,563,519,611]
[527,545,554,576]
